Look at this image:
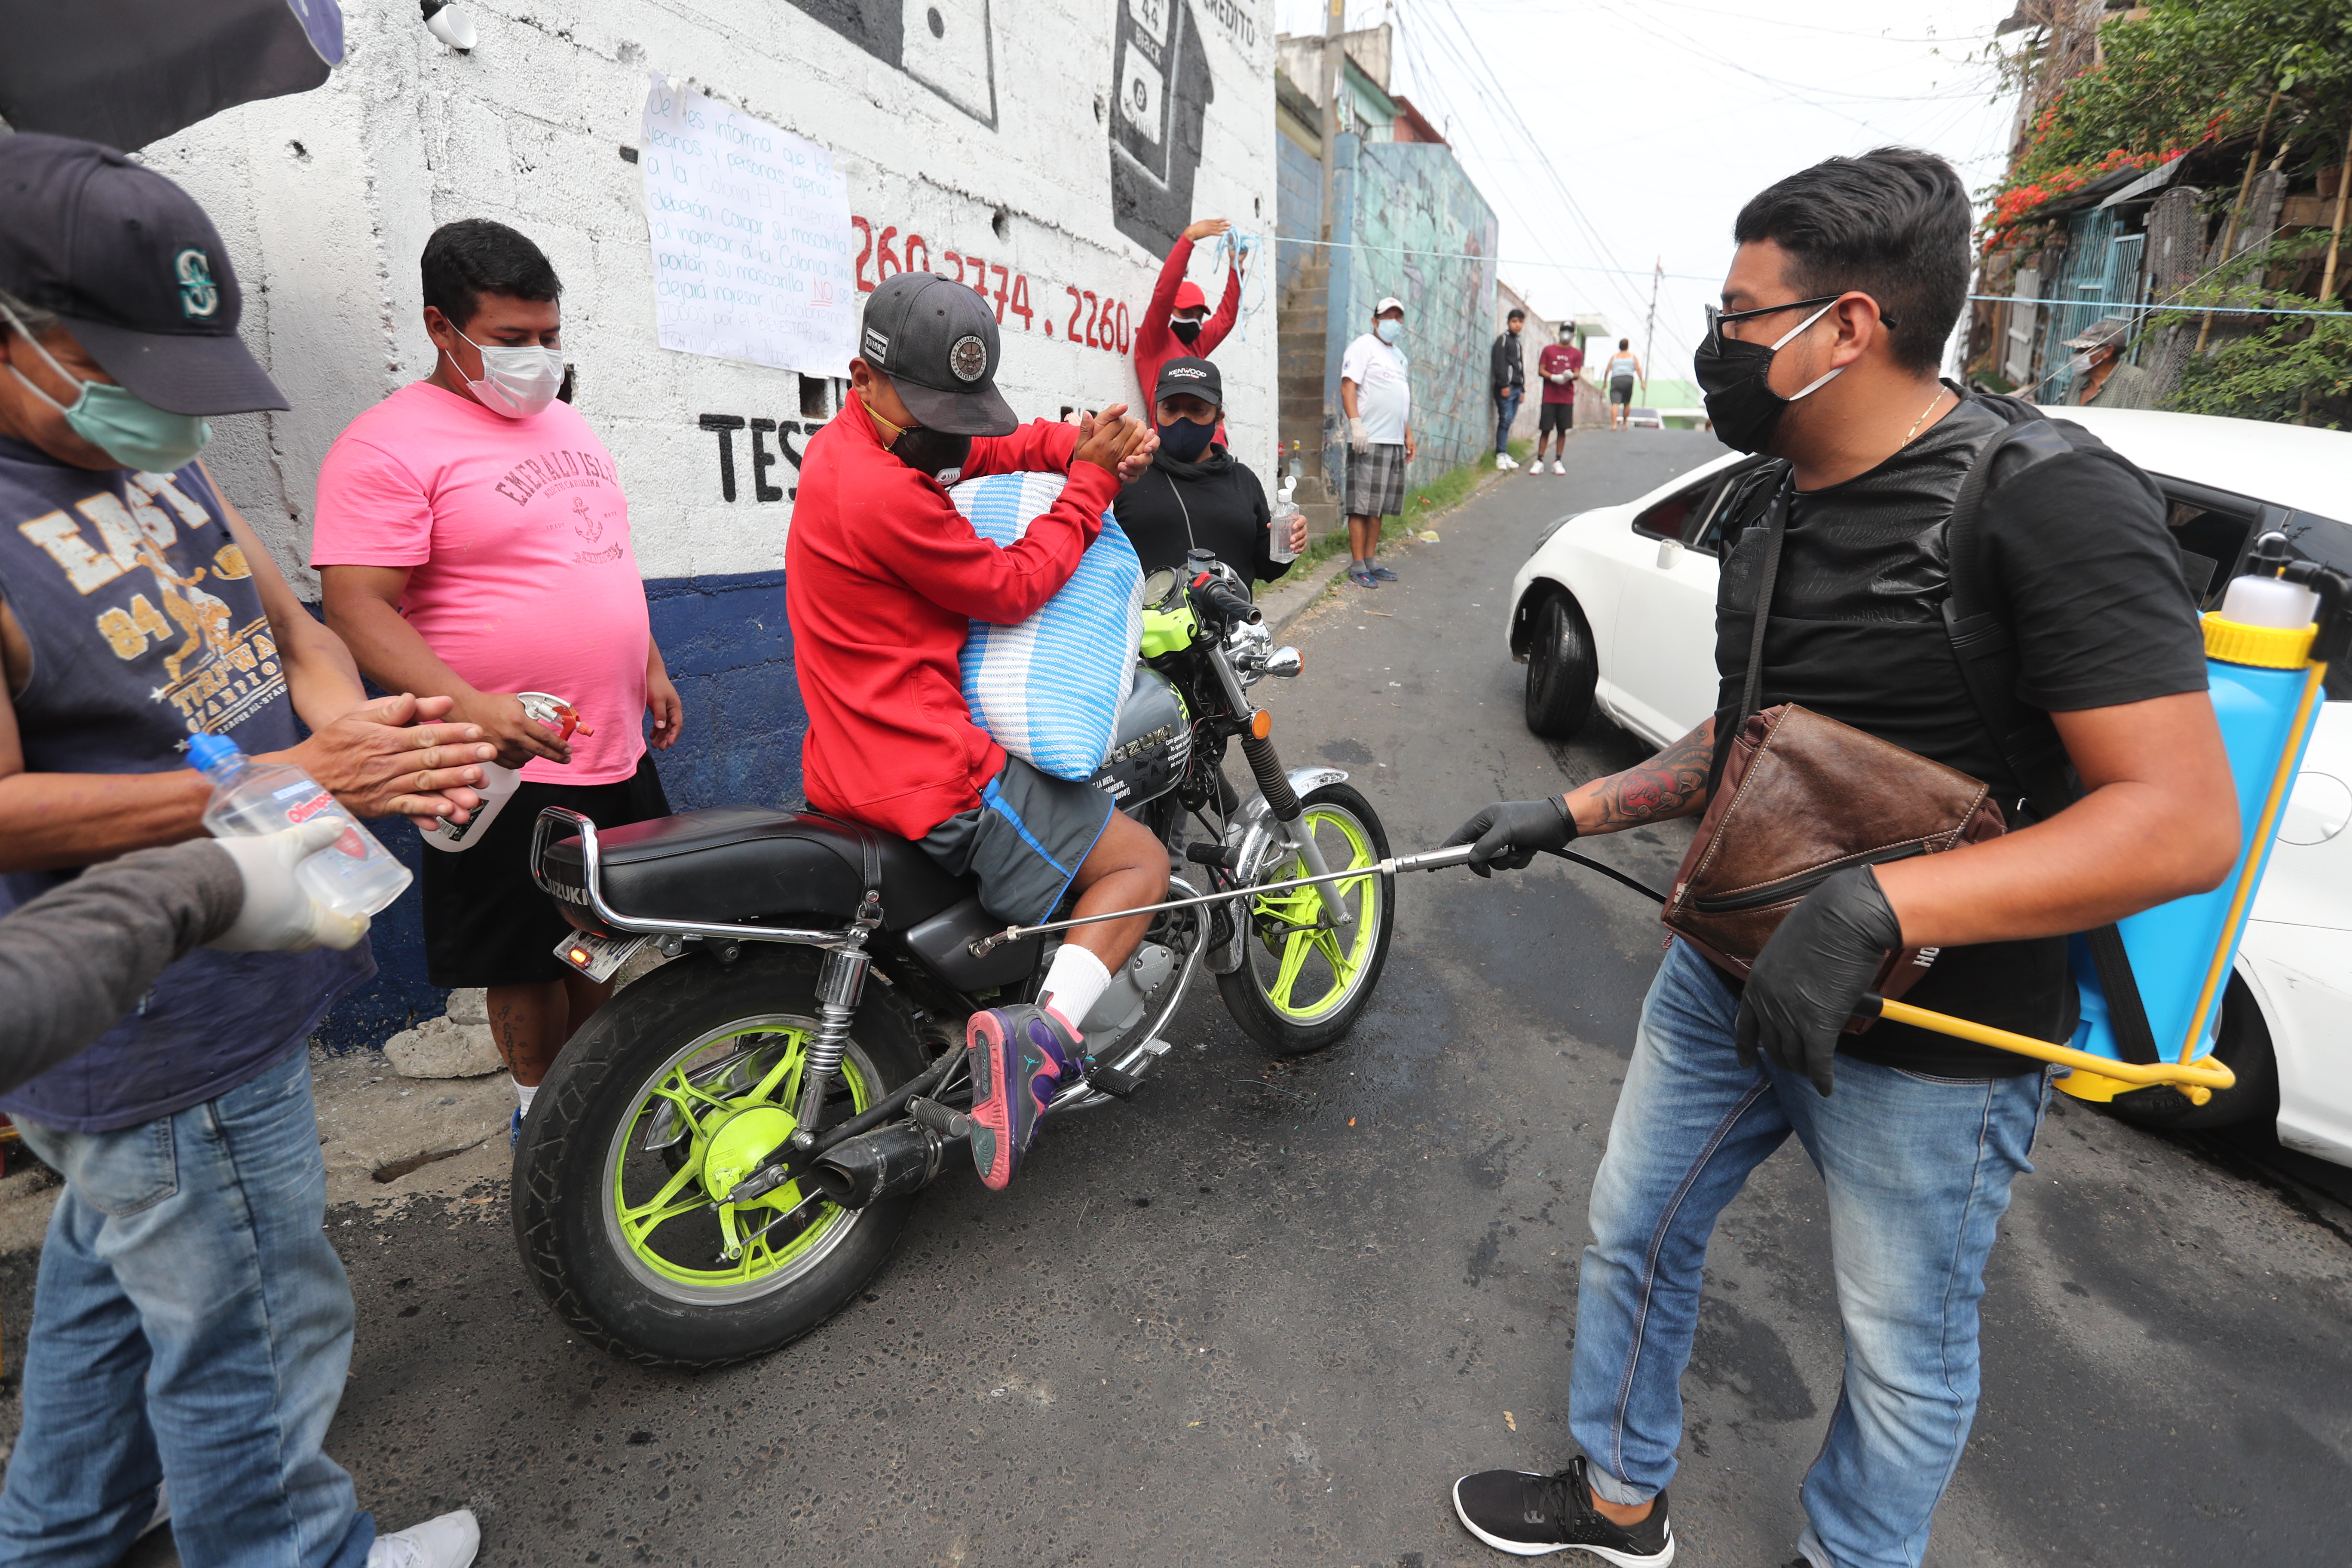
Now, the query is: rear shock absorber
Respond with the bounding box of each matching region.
[793,943,870,1132]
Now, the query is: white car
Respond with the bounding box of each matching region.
[1504,408,2352,1165]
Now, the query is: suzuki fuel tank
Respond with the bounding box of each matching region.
[1089,666,1189,807]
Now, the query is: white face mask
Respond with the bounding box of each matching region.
[448,325,564,419]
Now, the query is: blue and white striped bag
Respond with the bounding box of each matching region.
[951,471,1144,780]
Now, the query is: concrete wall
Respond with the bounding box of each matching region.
[141,0,1277,1047]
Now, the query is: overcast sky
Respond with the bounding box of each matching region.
[1269,0,2024,385]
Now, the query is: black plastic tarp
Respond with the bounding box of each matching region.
[0,0,343,152]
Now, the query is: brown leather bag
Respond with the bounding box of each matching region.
[1660,471,2007,1019]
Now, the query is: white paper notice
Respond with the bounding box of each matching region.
[638,77,856,374]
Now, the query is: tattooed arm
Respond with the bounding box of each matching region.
[1565,717,1715,834]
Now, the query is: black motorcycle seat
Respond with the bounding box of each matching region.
[545,806,971,932]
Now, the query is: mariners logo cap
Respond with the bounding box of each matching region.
[857,271,1018,436]
[1152,355,1221,408]
[0,133,286,416]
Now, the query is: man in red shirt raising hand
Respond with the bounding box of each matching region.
[789,273,1164,1192]
[1133,218,1243,417]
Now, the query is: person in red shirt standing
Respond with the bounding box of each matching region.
[1533,324,1584,475]
[1133,217,1243,416]
[790,273,1164,1192]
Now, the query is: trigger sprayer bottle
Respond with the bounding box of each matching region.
[419,691,589,852]
[2064,533,2345,1098]
[188,734,412,918]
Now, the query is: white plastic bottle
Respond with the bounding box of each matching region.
[188,734,412,918]
[417,691,585,852]
[1269,475,1302,566]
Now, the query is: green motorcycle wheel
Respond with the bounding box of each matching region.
[1216,781,1396,1056]
[513,943,929,1368]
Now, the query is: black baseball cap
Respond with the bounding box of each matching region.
[1152,355,1222,408]
[0,134,285,416]
[857,272,1017,436]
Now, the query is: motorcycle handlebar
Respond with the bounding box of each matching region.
[1191,573,1262,625]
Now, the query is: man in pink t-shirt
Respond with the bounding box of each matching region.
[314,220,682,1130]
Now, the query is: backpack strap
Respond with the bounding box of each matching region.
[1942,398,2161,1064]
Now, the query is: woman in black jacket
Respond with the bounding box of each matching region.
[1113,356,1306,594]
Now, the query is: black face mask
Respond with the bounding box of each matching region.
[1170,318,1203,347]
[1693,297,1846,454]
[889,425,973,485]
[1156,417,1215,463]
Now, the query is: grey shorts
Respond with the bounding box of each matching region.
[1345,441,1407,518]
[919,754,1116,925]
[1610,376,1636,405]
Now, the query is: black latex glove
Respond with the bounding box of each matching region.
[1733,866,1903,1097]
[1442,797,1577,878]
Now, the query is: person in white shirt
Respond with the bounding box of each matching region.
[1338,296,1415,588]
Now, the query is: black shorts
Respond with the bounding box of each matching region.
[1538,401,1574,434]
[421,753,671,987]
[919,754,1115,925]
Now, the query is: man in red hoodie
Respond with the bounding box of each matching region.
[1132,217,1242,414]
[789,272,1165,1191]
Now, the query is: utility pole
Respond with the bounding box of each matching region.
[1640,255,1661,398]
[1317,0,1343,245]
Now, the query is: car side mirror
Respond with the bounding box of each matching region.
[1657,539,1683,571]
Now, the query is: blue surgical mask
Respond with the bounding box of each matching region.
[1155,417,1216,463]
[2,303,212,472]
[1375,318,1402,345]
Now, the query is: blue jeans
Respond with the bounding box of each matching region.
[1494,388,1522,453]
[0,1048,373,1568]
[1569,942,2049,1568]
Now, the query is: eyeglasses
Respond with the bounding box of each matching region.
[1704,294,1896,352]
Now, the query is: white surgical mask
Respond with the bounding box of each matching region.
[447,326,564,419]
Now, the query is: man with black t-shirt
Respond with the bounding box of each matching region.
[1439,148,2237,1568]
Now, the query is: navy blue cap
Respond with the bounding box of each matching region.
[0,133,287,415]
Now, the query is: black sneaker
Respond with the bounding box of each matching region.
[1450,1455,1674,1564]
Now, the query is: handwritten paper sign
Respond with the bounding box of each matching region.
[638,77,856,374]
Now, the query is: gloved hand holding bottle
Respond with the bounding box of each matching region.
[205,821,375,952]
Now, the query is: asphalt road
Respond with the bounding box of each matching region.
[19,428,2352,1567]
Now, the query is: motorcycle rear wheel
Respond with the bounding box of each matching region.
[512,944,928,1368]
[1217,781,1396,1056]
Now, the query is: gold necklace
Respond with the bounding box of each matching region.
[1902,386,1948,446]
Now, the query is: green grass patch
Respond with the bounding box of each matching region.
[1292,441,1525,577]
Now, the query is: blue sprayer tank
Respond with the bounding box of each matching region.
[2064,536,2339,1100]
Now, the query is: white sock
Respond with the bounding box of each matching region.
[1037,944,1112,1035]
[514,1078,537,1114]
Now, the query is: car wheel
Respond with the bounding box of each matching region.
[1524,592,1597,738]
[2103,972,2279,1132]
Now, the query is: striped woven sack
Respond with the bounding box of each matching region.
[952,470,1144,780]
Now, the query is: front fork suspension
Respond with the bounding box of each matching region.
[1239,733,1352,929]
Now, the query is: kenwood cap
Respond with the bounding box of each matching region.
[857,272,1018,436]
[0,133,286,416]
[1152,355,1222,408]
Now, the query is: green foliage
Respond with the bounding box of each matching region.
[1995,0,2352,223]
[2153,234,2352,429]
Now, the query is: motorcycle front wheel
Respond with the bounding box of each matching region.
[512,944,928,1368]
[1217,781,1396,1057]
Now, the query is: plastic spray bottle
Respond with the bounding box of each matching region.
[2065,533,2348,1096]
[188,734,411,918]
[420,691,591,852]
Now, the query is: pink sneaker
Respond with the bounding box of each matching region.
[963,1004,1080,1191]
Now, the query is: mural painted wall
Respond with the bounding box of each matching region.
[1321,135,1499,489]
[138,0,1277,1048]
